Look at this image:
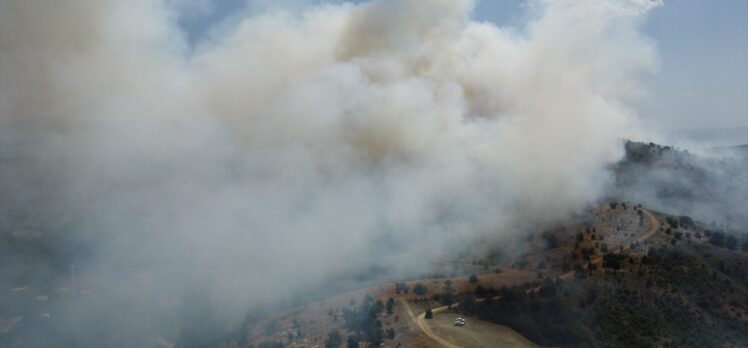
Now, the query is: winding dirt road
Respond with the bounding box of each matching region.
[399,299,462,348]
[637,209,660,244]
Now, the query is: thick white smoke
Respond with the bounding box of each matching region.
[0,0,660,339]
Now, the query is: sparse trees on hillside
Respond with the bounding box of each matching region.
[341,295,384,346]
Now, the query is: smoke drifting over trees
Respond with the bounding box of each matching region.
[1,0,667,344]
[613,141,748,229]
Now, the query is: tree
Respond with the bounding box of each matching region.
[603,253,626,270]
[542,231,560,249]
[574,264,587,279]
[709,231,725,247]
[367,320,384,346]
[326,330,342,348]
[443,279,454,294]
[539,284,557,298]
[460,294,477,313]
[678,215,694,229]
[726,235,738,250]
[394,282,408,294]
[346,335,360,348]
[386,328,395,339]
[386,297,395,314]
[414,283,428,296]
[425,309,433,319]
[469,274,479,283]
[374,299,384,313]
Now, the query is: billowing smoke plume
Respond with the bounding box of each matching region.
[0,0,660,344]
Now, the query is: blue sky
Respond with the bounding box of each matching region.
[178,0,747,133]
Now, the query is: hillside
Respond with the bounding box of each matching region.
[463,226,748,347]
[219,202,748,347]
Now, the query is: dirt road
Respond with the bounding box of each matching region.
[400,296,536,348]
[637,209,660,244]
[399,299,462,348]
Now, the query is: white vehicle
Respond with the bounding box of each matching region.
[454,318,465,326]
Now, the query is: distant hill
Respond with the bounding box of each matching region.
[708,144,748,159]
[610,141,748,229]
